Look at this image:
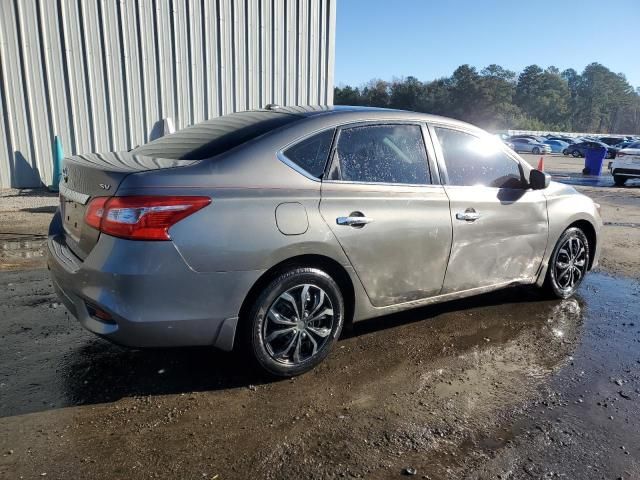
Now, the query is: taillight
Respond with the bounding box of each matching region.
[84,197,108,229]
[84,196,211,240]
[617,152,625,158]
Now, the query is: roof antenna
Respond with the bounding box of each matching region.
[264,103,280,110]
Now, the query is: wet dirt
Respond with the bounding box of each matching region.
[0,270,638,479]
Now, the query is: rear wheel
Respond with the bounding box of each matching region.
[244,267,344,377]
[532,147,541,155]
[613,174,627,186]
[562,149,569,156]
[571,149,581,158]
[543,227,590,299]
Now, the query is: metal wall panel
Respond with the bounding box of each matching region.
[0,0,336,188]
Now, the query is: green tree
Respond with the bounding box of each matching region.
[334,62,640,134]
[361,79,390,107]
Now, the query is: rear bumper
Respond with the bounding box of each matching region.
[47,221,262,350]
[610,161,640,177]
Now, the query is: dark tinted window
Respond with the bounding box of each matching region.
[133,111,300,159]
[283,129,334,178]
[434,127,523,188]
[333,124,430,184]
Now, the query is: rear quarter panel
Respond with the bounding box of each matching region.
[115,126,351,273]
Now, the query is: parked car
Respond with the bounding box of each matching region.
[547,136,577,144]
[544,140,570,153]
[598,136,625,146]
[613,140,634,149]
[48,106,602,376]
[509,135,547,143]
[609,141,640,186]
[510,138,552,154]
[502,140,515,150]
[564,141,618,159]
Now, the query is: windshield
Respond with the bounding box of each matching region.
[133,111,301,160]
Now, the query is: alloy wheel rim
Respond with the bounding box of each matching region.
[554,236,587,291]
[263,284,334,365]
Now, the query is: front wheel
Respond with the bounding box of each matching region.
[562,149,569,156]
[532,147,541,155]
[543,227,590,299]
[571,149,581,158]
[244,267,344,377]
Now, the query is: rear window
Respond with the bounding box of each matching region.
[133,111,301,160]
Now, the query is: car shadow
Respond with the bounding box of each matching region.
[58,285,554,409]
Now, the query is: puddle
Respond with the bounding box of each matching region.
[0,234,47,262]
[551,171,640,188]
[604,221,640,228]
[0,270,638,479]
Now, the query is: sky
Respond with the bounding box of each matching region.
[335,0,640,89]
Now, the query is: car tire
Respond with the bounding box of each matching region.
[543,227,590,299]
[243,267,344,377]
[532,147,540,155]
[613,174,627,186]
[571,150,581,158]
[562,149,569,156]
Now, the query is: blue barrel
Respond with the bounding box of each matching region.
[584,146,607,176]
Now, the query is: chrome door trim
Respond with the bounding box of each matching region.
[276,151,322,182]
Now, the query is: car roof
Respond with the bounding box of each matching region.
[255,105,483,132]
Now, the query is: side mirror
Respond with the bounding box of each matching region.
[529,169,550,189]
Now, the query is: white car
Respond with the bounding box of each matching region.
[609,141,640,186]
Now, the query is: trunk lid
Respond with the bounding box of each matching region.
[59,152,198,259]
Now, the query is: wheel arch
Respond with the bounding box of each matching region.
[238,254,356,334]
[567,219,597,270]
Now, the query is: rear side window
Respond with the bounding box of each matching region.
[133,111,300,160]
[283,129,334,178]
[434,127,523,188]
[331,124,430,184]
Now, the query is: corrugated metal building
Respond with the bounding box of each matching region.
[0,0,336,188]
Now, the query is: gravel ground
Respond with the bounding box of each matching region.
[0,154,638,479]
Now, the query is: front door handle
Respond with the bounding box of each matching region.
[455,208,480,222]
[336,213,374,227]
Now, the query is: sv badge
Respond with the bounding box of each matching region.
[99,183,111,190]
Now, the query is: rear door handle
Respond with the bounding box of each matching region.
[336,215,374,227]
[455,209,480,222]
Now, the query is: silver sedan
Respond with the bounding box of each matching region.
[48,106,601,376]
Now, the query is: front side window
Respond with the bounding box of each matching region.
[283,129,334,178]
[434,127,523,188]
[331,124,430,184]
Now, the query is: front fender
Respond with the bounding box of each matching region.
[536,182,602,286]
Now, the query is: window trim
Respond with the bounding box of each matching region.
[428,122,528,190]
[323,121,436,187]
[277,127,337,182]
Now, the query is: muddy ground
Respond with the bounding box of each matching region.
[0,154,639,479]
